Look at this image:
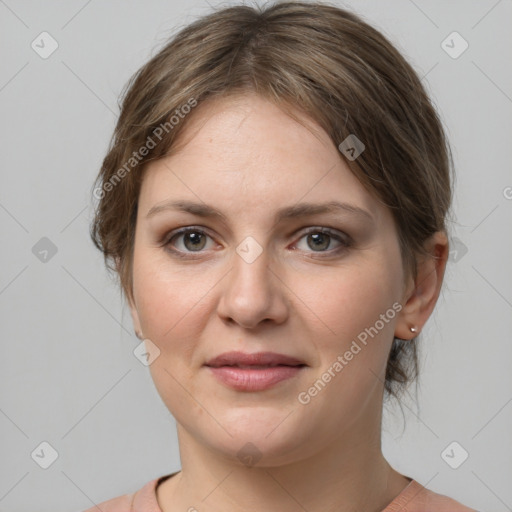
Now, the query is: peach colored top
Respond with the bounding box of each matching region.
[82,472,478,511]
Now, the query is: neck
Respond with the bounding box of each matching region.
[157,395,410,512]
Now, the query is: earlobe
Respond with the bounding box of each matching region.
[394,231,449,340]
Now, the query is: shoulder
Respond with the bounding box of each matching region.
[78,474,166,512]
[80,492,134,512]
[397,480,478,512]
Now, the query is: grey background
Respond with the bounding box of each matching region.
[1,0,511,510]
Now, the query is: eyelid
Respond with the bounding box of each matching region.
[298,226,350,243]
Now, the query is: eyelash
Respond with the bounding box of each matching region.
[161,226,352,259]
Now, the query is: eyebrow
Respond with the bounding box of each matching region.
[146,199,374,223]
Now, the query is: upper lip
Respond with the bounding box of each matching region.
[205,351,306,368]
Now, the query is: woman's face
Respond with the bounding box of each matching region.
[129,93,414,465]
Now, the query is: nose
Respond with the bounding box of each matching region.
[216,242,289,329]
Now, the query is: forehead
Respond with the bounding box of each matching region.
[138,93,384,224]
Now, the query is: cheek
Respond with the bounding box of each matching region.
[132,253,212,416]
[294,258,402,345]
[132,248,212,339]
[289,261,402,429]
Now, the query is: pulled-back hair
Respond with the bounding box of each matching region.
[90,1,455,402]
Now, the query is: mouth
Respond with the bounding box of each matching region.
[205,351,307,368]
[204,351,307,391]
[208,363,306,369]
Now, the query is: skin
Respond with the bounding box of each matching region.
[128,93,449,512]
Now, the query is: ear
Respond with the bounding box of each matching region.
[128,295,143,339]
[116,255,143,339]
[394,231,449,340]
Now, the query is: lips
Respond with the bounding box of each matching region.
[204,351,307,391]
[205,351,306,368]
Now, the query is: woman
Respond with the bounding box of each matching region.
[86,2,477,510]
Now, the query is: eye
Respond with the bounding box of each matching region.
[294,227,350,254]
[165,227,215,254]
[162,226,351,258]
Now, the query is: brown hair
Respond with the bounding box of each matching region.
[90,1,455,402]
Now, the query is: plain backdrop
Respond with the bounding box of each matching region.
[1,0,511,510]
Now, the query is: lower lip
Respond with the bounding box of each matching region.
[206,365,305,391]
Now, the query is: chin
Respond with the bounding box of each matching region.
[199,411,316,467]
